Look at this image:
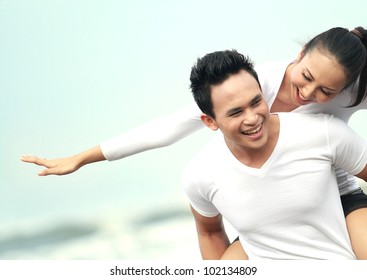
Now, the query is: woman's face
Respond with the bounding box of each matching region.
[289,49,347,106]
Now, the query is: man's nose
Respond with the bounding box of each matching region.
[242,110,258,125]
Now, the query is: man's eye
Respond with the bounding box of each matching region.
[229,110,241,116]
[252,99,261,106]
[251,97,262,107]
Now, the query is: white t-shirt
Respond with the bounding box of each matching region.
[257,61,367,195]
[183,113,367,260]
[101,61,367,195]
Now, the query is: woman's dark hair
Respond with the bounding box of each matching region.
[302,26,367,107]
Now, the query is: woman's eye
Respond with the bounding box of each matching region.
[302,73,312,81]
[321,89,332,97]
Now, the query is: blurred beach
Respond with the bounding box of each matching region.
[0,202,202,260]
[1,183,365,260]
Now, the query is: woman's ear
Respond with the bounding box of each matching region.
[200,114,219,131]
[296,47,306,62]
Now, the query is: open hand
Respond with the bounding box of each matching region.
[21,155,80,176]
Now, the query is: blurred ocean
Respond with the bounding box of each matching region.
[2,176,365,260]
[2,123,219,260]
[0,201,203,260]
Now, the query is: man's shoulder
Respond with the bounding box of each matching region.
[279,112,337,125]
[184,135,227,174]
[278,113,352,144]
[276,113,339,145]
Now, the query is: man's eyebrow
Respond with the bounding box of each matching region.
[248,93,263,106]
[225,93,263,116]
[226,107,243,116]
[251,93,263,103]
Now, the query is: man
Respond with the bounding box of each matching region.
[183,50,367,259]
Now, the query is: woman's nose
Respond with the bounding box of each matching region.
[301,85,317,100]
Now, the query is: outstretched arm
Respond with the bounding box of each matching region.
[101,103,203,161]
[21,103,203,175]
[190,206,230,260]
[21,146,105,176]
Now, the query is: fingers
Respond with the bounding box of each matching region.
[21,154,76,176]
[20,155,49,176]
[38,168,52,176]
[21,155,48,166]
[21,155,57,176]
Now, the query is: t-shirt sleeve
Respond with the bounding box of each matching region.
[182,164,220,218]
[327,115,367,175]
[100,103,204,161]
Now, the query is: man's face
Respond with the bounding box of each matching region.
[203,70,270,153]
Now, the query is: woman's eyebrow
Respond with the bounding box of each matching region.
[305,67,338,92]
[304,67,314,79]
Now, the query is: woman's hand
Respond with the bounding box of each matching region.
[21,146,106,176]
[21,155,82,176]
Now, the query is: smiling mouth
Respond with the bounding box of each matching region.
[297,89,312,102]
[241,123,263,135]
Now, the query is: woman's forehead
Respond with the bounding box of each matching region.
[301,50,347,89]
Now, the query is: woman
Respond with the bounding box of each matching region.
[22,26,367,259]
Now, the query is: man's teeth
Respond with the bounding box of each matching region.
[242,125,262,135]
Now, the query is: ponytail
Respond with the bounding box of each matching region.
[349,27,367,107]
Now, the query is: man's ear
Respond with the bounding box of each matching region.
[201,114,218,131]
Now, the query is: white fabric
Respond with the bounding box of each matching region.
[100,103,202,159]
[100,60,367,195]
[183,113,367,259]
[256,61,367,195]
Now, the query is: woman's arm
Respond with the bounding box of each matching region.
[101,103,204,160]
[21,103,204,175]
